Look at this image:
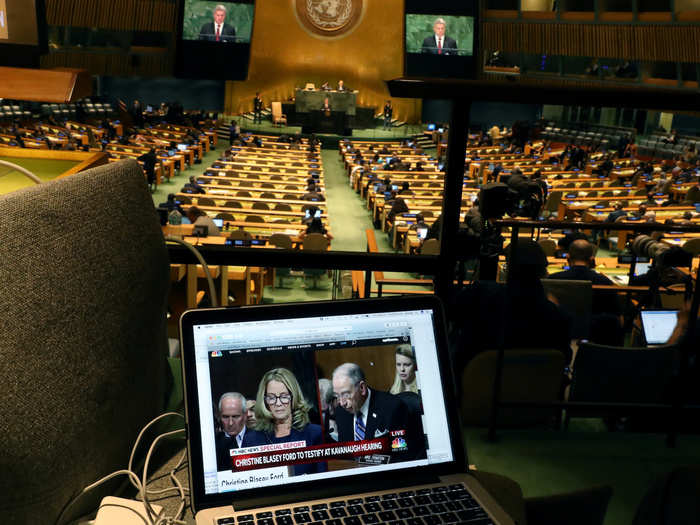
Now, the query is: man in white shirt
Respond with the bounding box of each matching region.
[198,4,237,43]
[421,18,458,55]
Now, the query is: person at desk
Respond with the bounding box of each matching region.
[548,239,624,345]
[159,194,185,216]
[398,181,413,195]
[253,92,263,124]
[199,4,236,42]
[606,202,628,223]
[186,206,221,236]
[300,217,333,241]
[386,191,409,223]
[320,81,331,91]
[421,18,458,55]
[448,240,573,374]
[337,80,346,91]
[302,185,325,202]
[184,176,206,195]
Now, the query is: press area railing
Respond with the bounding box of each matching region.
[167,76,700,445]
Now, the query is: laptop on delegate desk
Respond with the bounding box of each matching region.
[180,297,514,525]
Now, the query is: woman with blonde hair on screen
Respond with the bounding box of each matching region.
[389,344,418,394]
[253,367,327,474]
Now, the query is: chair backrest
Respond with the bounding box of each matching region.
[215,212,235,221]
[228,229,252,241]
[538,239,557,257]
[269,233,293,249]
[460,349,565,427]
[303,232,329,251]
[682,238,700,256]
[274,203,292,211]
[225,200,243,208]
[421,238,440,255]
[245,214,264,223]
[541,279,593,339]
[271,101,283,117]
[543,190,562,213]
[570,342,677,406]
[197,196,215,207]
[0,160,169,523]
[252,201,269,210]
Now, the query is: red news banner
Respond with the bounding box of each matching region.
[231,437,391,471]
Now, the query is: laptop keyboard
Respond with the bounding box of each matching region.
[216,483,495,525]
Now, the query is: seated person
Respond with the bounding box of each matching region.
[376,176,392,194]
[386,191,409,223]
[186,206,221,236]
[448,240,573,374]
[548,239,624,345]
[606,202,627,223]
[158,194,185,216]
[300,217,333,241]
[320,81,330,91]
[184,176,206,194]
[398,181,413,195]
[302,186,325,201]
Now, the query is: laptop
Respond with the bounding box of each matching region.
[180,297,514,525]
[640,309,678,346]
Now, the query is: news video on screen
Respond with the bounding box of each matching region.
[176,0,254,80]
[191,308,454,496]
[182,0,254,43]
[404,0,478,79]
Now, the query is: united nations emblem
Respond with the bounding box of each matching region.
[295,0,364,38]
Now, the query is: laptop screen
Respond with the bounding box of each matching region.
[181,298,458,510]
[640,310,678,345]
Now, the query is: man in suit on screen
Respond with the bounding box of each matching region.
[199,4,236,43]
[421,18,457,55]
[215,392,257,471]
[332,363,424,462]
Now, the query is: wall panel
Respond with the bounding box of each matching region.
[482,22,700,63]
[224,0,419,122]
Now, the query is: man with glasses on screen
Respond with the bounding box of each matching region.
[332,363,409,446]
[199,4,236,43]
[421,17,457,55]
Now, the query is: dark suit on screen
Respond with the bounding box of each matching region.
[199,23,236,42]
[215,428,257,471]
[335,389,419,462]
[421,35,458,55]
